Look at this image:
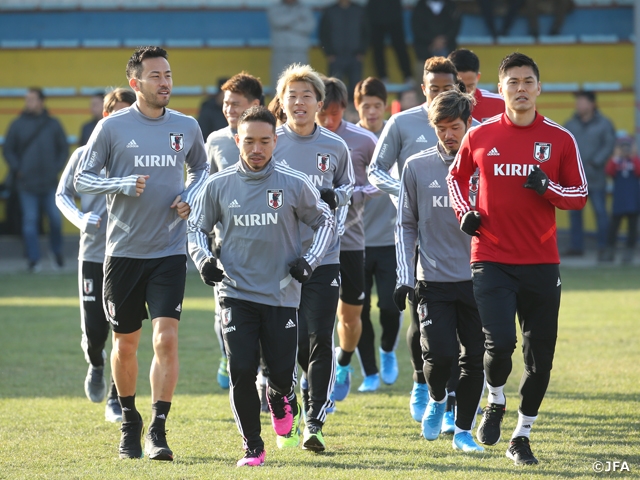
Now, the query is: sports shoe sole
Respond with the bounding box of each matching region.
[302,435,325,452]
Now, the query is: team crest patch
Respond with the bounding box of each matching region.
[83,279,93,295]
[533,142,551,163]
[418,303,428,321]
[267,189,283,210]
[107,301,116,318]
[317,153,331,173]
[170,133,184,152]
[221,308,232,326]
[469,172,479,194]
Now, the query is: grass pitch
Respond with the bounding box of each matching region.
[0,266,638,479]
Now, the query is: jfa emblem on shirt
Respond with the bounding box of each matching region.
[221,308,232,326]
[418,303,428,321]
[83,279,93,295]
[533,142,551,163]
[169,133,184,152]
[267,189,283,210]
[107,301,116,318]
[317,153,330,173]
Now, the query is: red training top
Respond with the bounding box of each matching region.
[447,112,588,265]
[473,88,505,123]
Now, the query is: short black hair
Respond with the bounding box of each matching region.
[448,49,480,73]
[427,89,475,126]
[354,77,387,105]
[222,72,263,102]
[574,90,596,103]
[238,105,276,133]
[498,52,540,81]
[28,87,45,101]
[126,46,168,80]
[321,76,348,110]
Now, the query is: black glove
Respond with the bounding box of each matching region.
[460,210,481,237]
[319,188,338,210]
[289,257,312,283]
[199,257,224,286]
[523,166,549,195]
[392,285,415,312]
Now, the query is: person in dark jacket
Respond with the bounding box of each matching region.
[3,87,68,272]
[78,92,104,147]
[412,0,461,76]
[564,90,616,260]
[602,135,640,263]
[319,0,368,100]
[197,77,229,140]
[366,0,413,84]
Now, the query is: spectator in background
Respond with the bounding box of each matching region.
[477,0,573,39]
[564,90,616,260]
[412,0,460,81]
[366,0,413,85]
[319,0,368,101]
[391,88,420,115]
[3,87,68,272]
[602,135,640,263]
[78,92,104,146]
[267,0,315,89]
[198,77,229,140]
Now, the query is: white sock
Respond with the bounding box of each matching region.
[454,426,469,436]
[512,411,537,439]
[487,384,506,405]
[430,389,448,404]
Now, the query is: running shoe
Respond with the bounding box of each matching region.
[84,365,107,403]
[506,436,538,465]
[358,373,380,392]
[105,397,123,423]
[410,382,429,422]
[119,413,144,459]
[477,402,506,446]
[144,428,173,461]
[277,402,301,448]
[379,348,399,385]
[441,410,455,434]
[302,424,326,452]
[333,357,353,401]
[421,398,446,440]
[217,356,229,389]
[237,448,265,467]
[453,431,485,452]
[267,394,293,436]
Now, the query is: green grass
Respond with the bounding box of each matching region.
[0,267,639,479]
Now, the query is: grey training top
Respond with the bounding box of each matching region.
[56,146,106,264]
[396,143,472,286]
[188,158,335,308]
[368,104,436,198]
[75,103,209,259]
[273,123,355,266]
[334,120,378,251]
[358,120,397,247]
[205,126,239,174]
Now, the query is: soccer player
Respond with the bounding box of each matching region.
[368,56,460,422]
[188,106,335,467]
[395,89,485,452]
[447,52,587,465]
[353,77,401,392]
[448,48,505,123]
[274,64,354,451]
[56,88,135,423]
[205,72,262,391]
[75,46,208,461]
[316,76,378,401]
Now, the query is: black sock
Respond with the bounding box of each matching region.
[118,395,138,424]
[150,400,171,432]
[108,377,118,400]
[337,348,354,367]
